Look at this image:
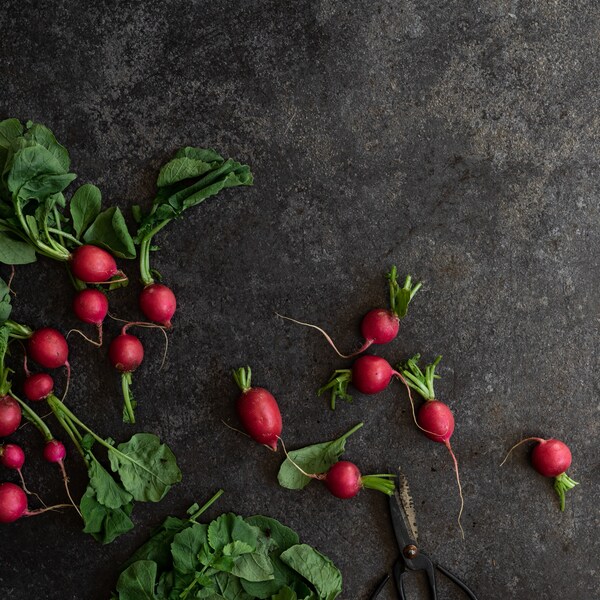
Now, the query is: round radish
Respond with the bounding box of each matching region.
[43,440,66,463]
[0,444,25,470]
[0,482,27,523]
[324,461,396,499]
[502,437,579,511]
[0,396,21,437]
[23,373,54,402]
[232,366,282,451]
[72,289,108,325]
[418,400,455,443]
[139,283,176,327]
[27,328,69,369]
[278,267,421,358]
[70,245,118,283]
[109,334,144,373]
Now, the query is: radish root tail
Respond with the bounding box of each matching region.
[278,436,324,480]
[445,440,465,540]
[499,437,546,467]
[67,328,102,347]
[58,460,82,518]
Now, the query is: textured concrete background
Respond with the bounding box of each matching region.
[1,1,599,598]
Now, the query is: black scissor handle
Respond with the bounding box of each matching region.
[435,563,479,600]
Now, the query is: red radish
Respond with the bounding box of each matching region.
[43,440,66,463]
[398,355,464,537]
[232,366,282,451]
[501,437,579,511]
[0,444,24,470]
[109,330,145,424]
[0,396,22,437]
[0,482,71,523]
[109,333,144,373]
[139,283,176,327]
[72,289,109,325]
[70,245,120,283]
[324,460,395,499]
[0,443,37,496]
[27,328,69,370]
[23,373,54,402]
[278,266,421,358]
[318,355,416,413]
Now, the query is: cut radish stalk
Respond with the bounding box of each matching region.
[278,266,421,358]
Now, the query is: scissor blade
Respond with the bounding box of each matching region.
[390,489,417,549]
[398,469,418,543]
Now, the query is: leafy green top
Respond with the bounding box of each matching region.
[387,266,422,319]
[397,354,442,401]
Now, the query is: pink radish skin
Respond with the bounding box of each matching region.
[43,440,66,463]
[72,289,109,325]
[0,482,28,523]
[531,439,572,478]
[0,396,21,437]
[325,461,362,499]
[233,367,282,450]
[70,245,118,283]
[23,373,54,402]
[360,309,400,345]
[352,355,394,394]
[139,284,177,327]
[0,444,25,470]
[109,334,144,373]
[28,328,69,369]
[417,401,455,443]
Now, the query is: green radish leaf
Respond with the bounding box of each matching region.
[24,121,71,172]
[272,588,297,600]
[0,231,37,264]
[88,457,133,509]
[223,540,254,557]
[70,183,101,238]
[277,423,363,490]
[171,523,208,574]
[156,156,215,188]
[25,215,39,239]
[174,147,225,163]
[83,206,136,258]
[0,277,11,322]
[80,485,135,544]
[116,560,158,600]
[280,545,342,600]
[214,572,252,599]
[244,516,299,556]
[208,513,259,552]
[0,119,23,150]
[231,552,274,582]
[108,433,182,502]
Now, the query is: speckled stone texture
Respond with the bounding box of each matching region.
[1,1,599,598]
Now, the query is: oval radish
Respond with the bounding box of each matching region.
[0,396,22,437]
[0,444,25,470]
[0,482,72,523]
[278,267,421,358]
[139,284,176,327]
[23,373,54,402]
[109,334,144,373]
[232,366,282,451]
[70,245,118,283]
[27,328,69,370]
[72,289,108,325]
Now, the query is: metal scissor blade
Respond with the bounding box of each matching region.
[398,469,418,543]
[390,488,417,550]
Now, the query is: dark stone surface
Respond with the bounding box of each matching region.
[1,0,599,598]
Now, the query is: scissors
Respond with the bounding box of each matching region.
[370,472,479,600]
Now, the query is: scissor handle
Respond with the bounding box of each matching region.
[435,563,479,600]
[393,559,438,600]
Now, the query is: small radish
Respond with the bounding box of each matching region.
[23,373,54,402]
[501,437,579,511]
[0,396,22,437]
[71,289,108,346]
[0,482,71,523]
[232,366,282,450]
[324,461,395,499]
[398,355,464,537]
[70,244,124,284]
[42,438,81,517]
[318,355,418,416]
[27,328,69,370]
[278,266,421,358]
[109,330,145,424]
[139,283,176,327]
[0,443,37,496]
